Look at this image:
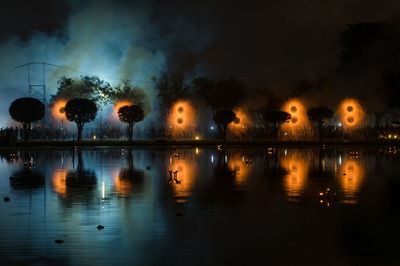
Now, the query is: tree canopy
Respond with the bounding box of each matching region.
[213,110,236,141]
[262,110,291,139]
[65,98,98,141]
[9,97,45,141]
[118,105,145,141]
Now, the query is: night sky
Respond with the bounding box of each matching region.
[0,0,400,125]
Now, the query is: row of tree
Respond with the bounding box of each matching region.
[9,97,144,141]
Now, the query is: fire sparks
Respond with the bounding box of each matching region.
[280,99,312,140]
[228,108,252,139]
[52,99,67,120]
[338,98,365,132]
[167,100,197,139]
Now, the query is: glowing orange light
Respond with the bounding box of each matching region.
[228,108,252,138]
[113,100,133,121]
[51,169,67,197]
[52,99,67,120]
[227,153,251,185]
[168,151,196,202]
[281,150,310,201]
[338,98,365,131]
[280,99,312,140]
[338,159,364,204]
[167,100,197,138]
[113,168,132,197]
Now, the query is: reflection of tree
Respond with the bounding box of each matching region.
[60,149,97,206]
[66,149,97,187]
[9,152,44,189]
[211,150,245,203]
[9,170,45,189]
[116,149,144,196]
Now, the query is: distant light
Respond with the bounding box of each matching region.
[395,135,398,139]
[338,123,342,127]
[195,136,199,140]
[210,126,214,130]
[195,147,199,155]
[224,155,227,163]
[389,134,392,138]
[93,135,97,140]
[211,155,214,163]
[284,150,287,156]
[284,132,287,136]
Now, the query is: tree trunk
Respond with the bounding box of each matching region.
[128,123,134,141]
[318,119,323,141]
[77,124,83,141]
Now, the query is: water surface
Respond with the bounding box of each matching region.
[0,146,399,265]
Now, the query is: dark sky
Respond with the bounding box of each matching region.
[1,0,400,81]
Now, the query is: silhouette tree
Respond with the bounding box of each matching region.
[262,111,291,140]
[51,75,113,107]
[192,76,246,113]
[110,80,150,113]
[65,98,97,141]
[307,106,334,141]
[9,97,45,141]
[213,110,236,141]
[118,105,145,141]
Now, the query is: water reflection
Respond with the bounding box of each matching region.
[338,158,365,204]
[281,150,310,202]
[167,150,197,202]
[0,147,397,265]
[115,149,145,197]
[9,152,44,189]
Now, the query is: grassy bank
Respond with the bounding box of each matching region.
[0,138,399,148]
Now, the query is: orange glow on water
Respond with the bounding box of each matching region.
[281,99,312,140]
[113,100,133,121]
[168,152,197,202]
[228,109,252,138]
[338,98,365,131]
[338,159,364,204]
[52,99,67,120]
[167,100,197,138]
[51,169,67,197]
[281,151,310,201]
[113,168,132,197]
[227,153,251,185]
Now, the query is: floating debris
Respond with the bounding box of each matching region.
[3,197,10,202]
[97,225,104,230]
[55,239,64,244]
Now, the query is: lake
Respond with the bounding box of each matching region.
[0,146,399,265]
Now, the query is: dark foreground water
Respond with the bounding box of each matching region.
[0,146,399,265]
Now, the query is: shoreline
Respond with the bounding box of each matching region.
[0,139,399,148]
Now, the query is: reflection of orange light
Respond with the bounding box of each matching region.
[167,100,196,138]
[52,99,67,120]
[168,152,196,202]
[52,169,67,197]
[338,99,365,130]
[281,99,312,140]
[227,153,251,185]
[338,159,364,204]
[229,109,252,137]
[281,151,309,201]
[114,169,132,197]
[113,100,133,121]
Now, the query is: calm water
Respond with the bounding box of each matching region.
[0,146,399,265]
